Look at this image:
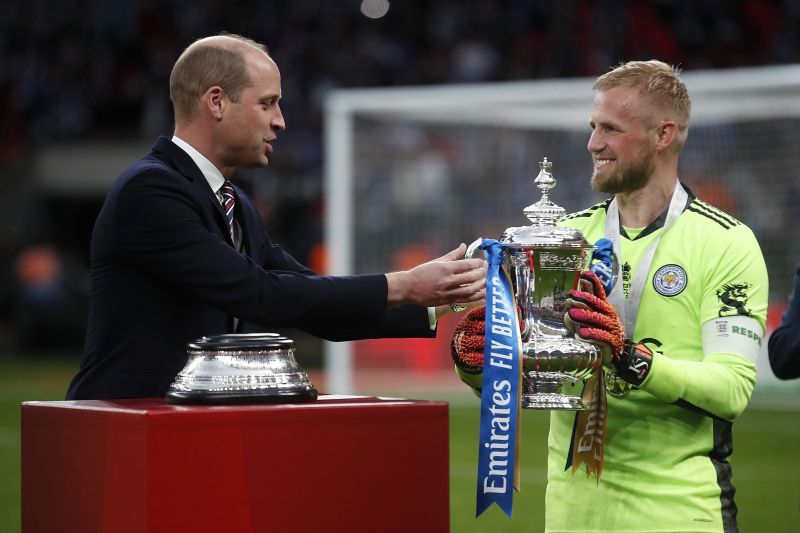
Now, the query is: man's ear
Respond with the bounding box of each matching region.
[203,86,225,120]
[655,120,678,152]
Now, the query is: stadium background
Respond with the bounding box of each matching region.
[1,1,799,531]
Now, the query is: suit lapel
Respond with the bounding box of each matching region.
[207,194,233,245]
[231,183,262,260]
[151,136,232,244]
[152,136,206,183]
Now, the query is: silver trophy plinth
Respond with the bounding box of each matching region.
[166,333,318,404]
[467,158,601,410]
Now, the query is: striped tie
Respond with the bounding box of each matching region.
[221,180,236,240]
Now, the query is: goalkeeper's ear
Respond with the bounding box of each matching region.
[455,365,482,398]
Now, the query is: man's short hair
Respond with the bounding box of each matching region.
[169,33,268,122]
[594,60,691,148]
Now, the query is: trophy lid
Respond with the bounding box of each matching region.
[187,333,291,351]
[501,158,591,248]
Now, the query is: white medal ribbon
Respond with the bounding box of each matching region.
[605,180,688,337]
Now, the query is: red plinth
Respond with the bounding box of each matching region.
[22,396,449,533]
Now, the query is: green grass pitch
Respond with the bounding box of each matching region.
[1,359,798,532]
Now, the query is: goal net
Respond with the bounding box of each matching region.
[323,64,800,394]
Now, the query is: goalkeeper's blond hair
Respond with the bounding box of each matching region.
[594,60,691,151]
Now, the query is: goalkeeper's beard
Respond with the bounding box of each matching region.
[590,151,654,195]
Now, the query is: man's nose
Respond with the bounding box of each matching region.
[273,105,286,131]
[587,130,602,153]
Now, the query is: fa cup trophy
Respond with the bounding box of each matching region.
[466,158,604,410]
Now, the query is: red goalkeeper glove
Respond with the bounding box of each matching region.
[450,305,486,375]
[564,271,625,365]
[451,302,529,398]
[450,304,528,373]
[450,305,487,395]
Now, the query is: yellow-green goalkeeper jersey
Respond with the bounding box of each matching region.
[546,186,768,533]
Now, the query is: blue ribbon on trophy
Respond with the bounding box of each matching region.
[589,238,614,294]
[476,239,522,518]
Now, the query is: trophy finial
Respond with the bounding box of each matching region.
[535,157,555,196]
[524,156,566,225]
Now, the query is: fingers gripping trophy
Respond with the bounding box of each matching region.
[452,158,627,411]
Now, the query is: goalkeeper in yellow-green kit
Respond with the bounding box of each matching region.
[452,60,768,532]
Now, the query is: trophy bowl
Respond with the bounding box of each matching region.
[465,158,602,410]
[165,333,319,405]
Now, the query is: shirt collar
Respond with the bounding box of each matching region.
[171,135,226,194]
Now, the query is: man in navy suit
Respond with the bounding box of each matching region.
[67,34,486,400]
[768,261,800,379]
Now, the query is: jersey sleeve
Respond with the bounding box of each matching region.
[698,225,768,332]
[640,224,768,421]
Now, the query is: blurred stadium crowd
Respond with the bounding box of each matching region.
[0,0,798,355]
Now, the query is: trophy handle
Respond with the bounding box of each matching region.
[448,238,486,313]
[588,239,619,293]
[465,237,484,259]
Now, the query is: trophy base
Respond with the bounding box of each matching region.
[521,371,587,410]
[165,387,319,405]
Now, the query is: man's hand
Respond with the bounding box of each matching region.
[386,243,486,308]
[564,271,625,365]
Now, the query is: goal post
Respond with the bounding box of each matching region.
[323,64,800,394]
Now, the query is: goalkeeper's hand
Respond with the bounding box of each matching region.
[450,306,486,395]
[450,305,528,395]
[564,271,625,366]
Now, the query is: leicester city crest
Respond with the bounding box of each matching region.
[653,264,687,297]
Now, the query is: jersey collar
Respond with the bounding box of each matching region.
[612,184,696,241]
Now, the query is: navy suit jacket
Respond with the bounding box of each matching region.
[768,260,800,380]
[67,137,434,399]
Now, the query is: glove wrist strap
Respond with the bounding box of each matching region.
[612,341,653,387]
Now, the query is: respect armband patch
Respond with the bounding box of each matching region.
[701,316,763,362]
